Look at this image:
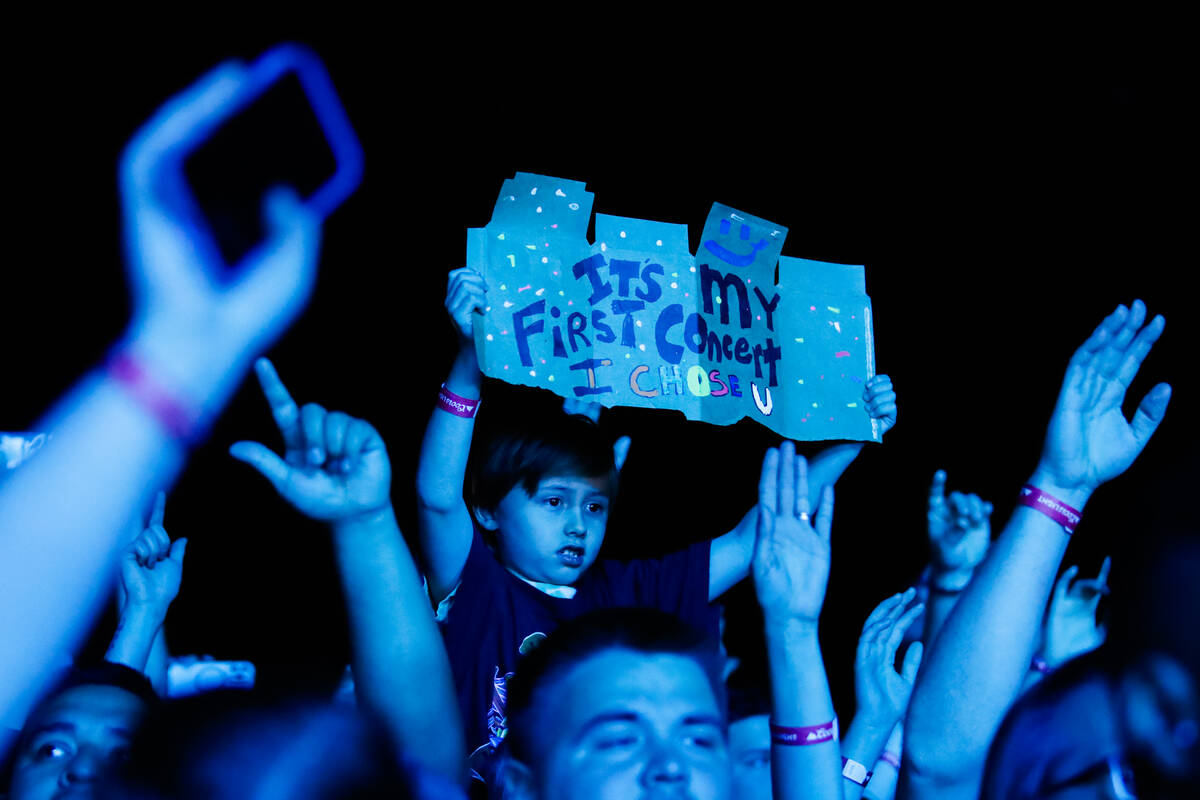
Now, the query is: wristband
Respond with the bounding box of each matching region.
[437,384,480,418]
[108,353,202,442]
[769,718,838,746]
[841,757,873,786]
[1018,485,1081,534]
[880,750,902,770]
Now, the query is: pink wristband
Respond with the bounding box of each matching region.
[880,750,902,770]
[1018,485,1081,534]
[437,384,479,418]
[108,353,202,442]
[769,718,838,746]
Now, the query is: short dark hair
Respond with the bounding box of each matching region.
[4,662,157,788]
[468,412,618,513]
[503,607,725,768]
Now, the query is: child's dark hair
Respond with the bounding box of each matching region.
[503,607,725,768]
[467,411,618,513]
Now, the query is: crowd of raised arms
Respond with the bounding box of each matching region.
[0,63,1195,800]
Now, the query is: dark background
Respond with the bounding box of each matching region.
[4,32,1194,716]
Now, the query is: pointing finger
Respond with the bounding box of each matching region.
[254,358,303,454]
[149,490,166,528]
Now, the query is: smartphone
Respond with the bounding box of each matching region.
[157,43,364,277]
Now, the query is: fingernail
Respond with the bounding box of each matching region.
[308,448,324,465]
[340,460,353,474]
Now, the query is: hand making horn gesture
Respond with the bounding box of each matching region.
[230,358,392,522]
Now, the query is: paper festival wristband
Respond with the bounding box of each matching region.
[1017,485,1082,534]
[437,384,480,418]
[769,718,838,746]
[107,352,204,443]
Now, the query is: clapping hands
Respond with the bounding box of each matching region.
[230,359,392,522]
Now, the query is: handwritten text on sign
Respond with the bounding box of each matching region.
[468,173,878,442]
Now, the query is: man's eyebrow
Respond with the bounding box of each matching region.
[27,721,76,737]
[681,713,726,730]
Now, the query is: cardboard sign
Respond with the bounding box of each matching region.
[469,173,878,442]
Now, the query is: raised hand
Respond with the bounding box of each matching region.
[927,470,993,582]
[864,374,898,436]
[854,589,925,729]
[1043,557,1110,667]
[121,62,322,406]
[230,358,392,522]
[120,491,187,614]
[445,267,488,350]
[752,441,834,624]
[1035,300,1170,498]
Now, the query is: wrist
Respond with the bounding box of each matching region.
[764,615,821,643]
[331,503,395,536]
[1028,468,1094,511]
[120,322,248,423]
[118,601,169,630]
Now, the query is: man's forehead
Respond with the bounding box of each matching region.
[547,649,721,729]
[32,684,145,730]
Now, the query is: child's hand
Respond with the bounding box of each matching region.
[752,441,834,626]
[926,470,993,581]
[445,267,488,351]
[864,374,897,436]
[854,589,925,730]
[120,491,187,616]
[1043,557,1110,667]
[230,358,392,522]
[1034,300,1169,502]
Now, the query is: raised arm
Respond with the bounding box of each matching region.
[0,63,321,718]
[839,591,924,800]
[231,359,464,785]
[920,471,992,646]
[754,442,843,800]
[415,267,487,604]
[710,375,898,601]
[901,301,1170,799]
[107,491,187,677]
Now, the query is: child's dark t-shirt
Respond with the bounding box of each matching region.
[438,528,720,761]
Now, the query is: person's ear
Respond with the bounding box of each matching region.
[473,504,500,531]
[498,755,538,800]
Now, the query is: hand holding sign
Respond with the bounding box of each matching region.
[445,267,488,351]
[230,359,392,522]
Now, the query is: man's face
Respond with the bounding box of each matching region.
[9,684,145,800]
[727,715,771,800]
[482,474,610,586]
[526,648,731,800]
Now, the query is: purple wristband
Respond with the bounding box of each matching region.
[108,353,202,442]
[880,750,902,770]
[436,384,479,418]
[769,718,838,746]
[1018,485,1081,534]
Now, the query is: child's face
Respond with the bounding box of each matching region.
[484,474,611,586]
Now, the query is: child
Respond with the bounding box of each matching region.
[416,268,899,771]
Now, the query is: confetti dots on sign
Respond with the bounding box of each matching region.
[506,255,516,267]
[486,334,494,341]
[530,370,537,377]
[498,233,506,240]
[536,206,543,213]
[639,344,646,351]
[827,306,841,314]
[530,187,538,195]
[847,402,858,408]
[568,202,579,210]
[500,285,507,291]
[812,402,819,408]
[503,301,514,308]
[835,351,851,358]
[555,188,566,197]
[548,375,555,382]
[795,337,805,343]
[670,282,678,289]
[517,284,532,293]
[810,305,817,311]
[656,239,663,246]
[541,257,549,264]
[619,231,627,238]
[535,288,545,296]
[600,243,607,252]
[797,379,804,384]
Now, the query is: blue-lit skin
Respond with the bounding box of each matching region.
[474,475,612,587]
[506,649,732,800]
[729,714,772,800]
[8,685,146,800]
[0,55,327,722]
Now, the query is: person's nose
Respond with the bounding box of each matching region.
[564,503,587,538]
[642,738,688,790]
[60,746,101,787]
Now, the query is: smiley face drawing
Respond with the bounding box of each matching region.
[703,218,769,267]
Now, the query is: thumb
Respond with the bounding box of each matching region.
[902,641,925,683]
[169,537,188,566]
[1054,565,1080,606]
[230,441,292,494]
[613,436,632,472]
[1131,383,1171,448]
